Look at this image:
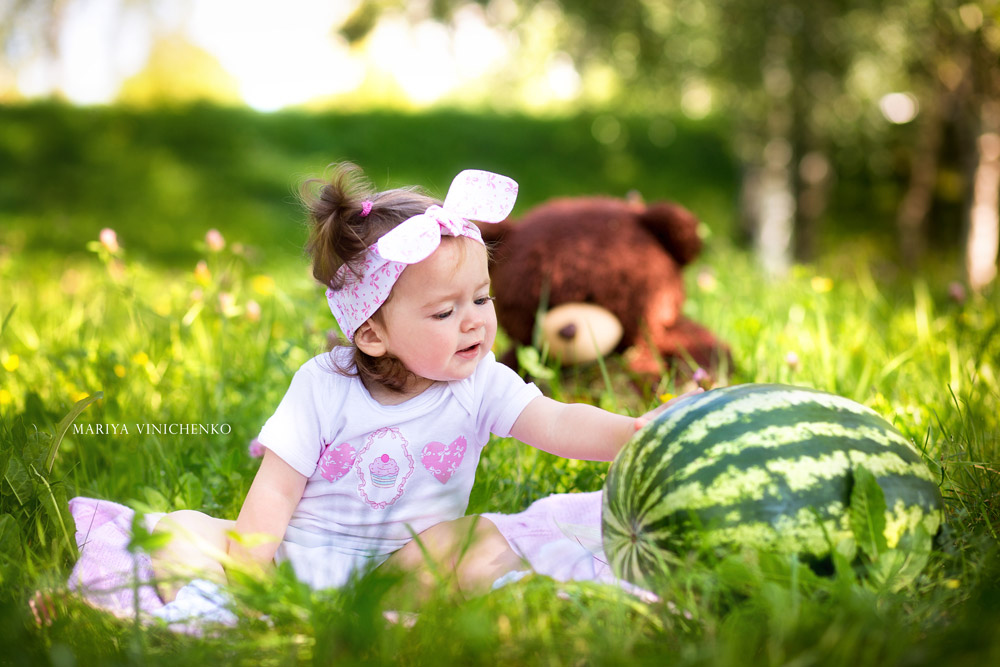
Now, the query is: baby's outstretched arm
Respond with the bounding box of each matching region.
[510,397,633,461]
[228,448,308,574]
[510,391,701,462]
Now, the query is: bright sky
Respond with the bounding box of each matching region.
[9,0,919,122]
[186,0,361,110]
[13,0,520,111]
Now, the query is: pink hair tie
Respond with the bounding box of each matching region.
[360,201,373,217]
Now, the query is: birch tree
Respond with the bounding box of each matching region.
[962,4,1000,291]
[892,0,1000,290]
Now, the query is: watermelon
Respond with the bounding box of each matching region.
[602,384,943,583]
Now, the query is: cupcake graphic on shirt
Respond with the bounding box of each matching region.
[369,454,399,488]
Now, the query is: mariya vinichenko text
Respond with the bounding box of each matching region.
[71,423,232,436]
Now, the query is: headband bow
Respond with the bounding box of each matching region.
[327,169,518,340]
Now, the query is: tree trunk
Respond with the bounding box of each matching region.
[754,34,796,277]
[756,138,795,276]
[966,102,1000,291]
[795,150,832,262]
[896,87,947,268]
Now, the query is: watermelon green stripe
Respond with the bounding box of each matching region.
[625,413,922,523]
[684,410,915,463]
[625,392,898,494]
[628,437,904,525]
[642,473,851,532]
[699,509,853,556]
[639,466,941,533]
[638,469,942,538]
[617,385,745,477]
[658,386,881,449]
[639,382,745,435]
[665,404,911,474]
[845,451,938,481]
[671,427,915,490]
[672,442,934,499]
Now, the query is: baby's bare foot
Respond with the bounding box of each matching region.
[29,590,57,627]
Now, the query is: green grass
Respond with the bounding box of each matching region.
[1,103,999,665]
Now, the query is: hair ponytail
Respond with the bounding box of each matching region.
[300,162,439,392]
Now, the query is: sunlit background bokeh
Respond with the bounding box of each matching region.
[4,0,998,292]
[1,0,960,119]
[3,0,633,112]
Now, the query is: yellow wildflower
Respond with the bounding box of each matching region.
[811,276,833,293]
[132,352,149,366]
[251,275,275,296]
[114,364,127,378]
[945,579,960,589]
[153,297,172,317]
[2,354,19,372]
[194,260,212,286]
[0,389,12,406]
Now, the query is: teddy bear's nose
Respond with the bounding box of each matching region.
[558,323,577,340]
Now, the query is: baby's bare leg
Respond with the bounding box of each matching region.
[383,515,525,600]
[150,510,235,603]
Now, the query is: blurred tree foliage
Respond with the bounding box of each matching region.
[348,0,999,288]
[117,34,243,107]
[3,0,998,287]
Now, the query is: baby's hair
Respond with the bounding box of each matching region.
[300,162,439,392]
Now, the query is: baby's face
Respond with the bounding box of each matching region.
[376,238,497,389]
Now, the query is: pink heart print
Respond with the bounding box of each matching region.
[318,442,357,483]
[421,436,468,484]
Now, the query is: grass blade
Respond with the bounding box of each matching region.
[29,463,77,557]
[47,391,103,473]
[0,304,15,338]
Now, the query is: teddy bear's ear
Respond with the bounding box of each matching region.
[476,219,510,246]
[476,220,513,269]
[638,202,703,266]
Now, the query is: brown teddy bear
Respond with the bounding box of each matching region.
[480,195,731,382]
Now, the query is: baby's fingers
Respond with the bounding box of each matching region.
[633,388,705,431]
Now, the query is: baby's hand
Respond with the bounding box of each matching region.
[633,388,705,431]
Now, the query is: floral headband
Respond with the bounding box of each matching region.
[326,169,518,340]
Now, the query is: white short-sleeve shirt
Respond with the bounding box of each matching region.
[255,349,541,589]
